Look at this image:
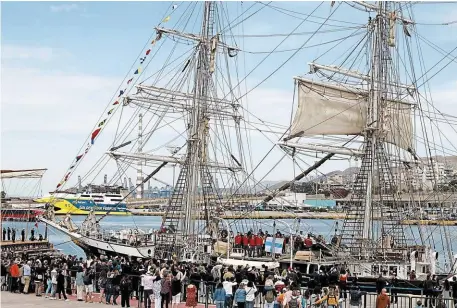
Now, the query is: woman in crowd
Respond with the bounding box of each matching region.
[153,270,163,308]
[161,273,172,308]
[75,266,84,301]
[55,269,68,301]
[213,283,226,308]
[234,283,247,308]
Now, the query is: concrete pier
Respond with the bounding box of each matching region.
[0,292,208,308]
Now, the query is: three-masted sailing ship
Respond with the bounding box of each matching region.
[41,1,457,281]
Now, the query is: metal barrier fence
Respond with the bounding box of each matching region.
[3,270,455,308]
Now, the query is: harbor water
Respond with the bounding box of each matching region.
[2,216,456,270]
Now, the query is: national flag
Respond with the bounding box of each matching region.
[56,183,62,188]
[134,68,142,74]
[163,16,170,22]
[140,57,146,64]
[34,222,38,228]
[108,108,115,115]
[127,78,133,84]
[118,90,124,97]
[145,49,151,55]
[113,101,119,105]
[76,154,83,162]
[84,147,89,154]
[98,119,107,127]
[70,164,75,169]
[91,128,101,144]
[64,173,70,181]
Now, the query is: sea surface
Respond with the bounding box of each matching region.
[3,216,456,271]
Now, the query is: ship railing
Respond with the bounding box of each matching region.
[11,267,448,308]
[96,230,152,245]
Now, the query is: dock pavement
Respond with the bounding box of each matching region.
[0,292,209,308]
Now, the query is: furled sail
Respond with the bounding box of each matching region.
[290,78,413,151]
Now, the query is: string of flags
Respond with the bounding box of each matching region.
[54,18,168,190]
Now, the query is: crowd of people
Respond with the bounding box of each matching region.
[1,251,457,308]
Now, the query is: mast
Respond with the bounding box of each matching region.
[136,113,144,199]
[183,1,215,238]
[154,1,221,259]
[361,2,383,243]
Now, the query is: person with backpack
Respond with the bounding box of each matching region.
[349,285,365,308]
[316,286,339,308]
[285,289,301,308]
[264,284,277,308]
[308,287,320,308]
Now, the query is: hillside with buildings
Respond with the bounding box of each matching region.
[312,155,457,192]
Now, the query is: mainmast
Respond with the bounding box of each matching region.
[341,1,408,256]
[361,1,384,243]
[283,1,412,258]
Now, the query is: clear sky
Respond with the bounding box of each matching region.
[1,1,457,196]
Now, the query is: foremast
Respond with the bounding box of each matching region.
[153,1,223,260]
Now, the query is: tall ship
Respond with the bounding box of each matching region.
[41,1,457,284]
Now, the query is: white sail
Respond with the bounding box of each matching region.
[290,79,413,150]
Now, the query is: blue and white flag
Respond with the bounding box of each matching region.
[265,237,284,254]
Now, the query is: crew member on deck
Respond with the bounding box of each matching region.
[242,234,249,254]
[255,233,263,257]
[234,233,242,248]
[21,229,25,242]
[2,228,6,241]
[7,227,11,241]
[249,234,256,257]
[11,229,16,243]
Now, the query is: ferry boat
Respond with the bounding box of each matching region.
[36,192,131,215]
